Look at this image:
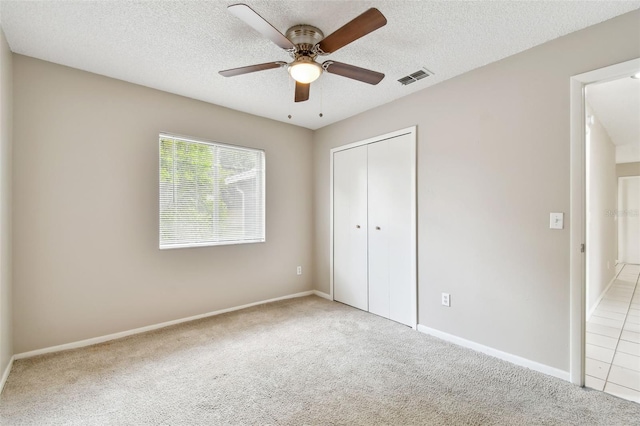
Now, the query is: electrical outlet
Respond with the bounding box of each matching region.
[297,266,302,275]
[442,293,450,307]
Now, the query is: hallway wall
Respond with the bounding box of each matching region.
[586,104,618,315]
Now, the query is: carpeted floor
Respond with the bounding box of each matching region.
[1,296,639,425]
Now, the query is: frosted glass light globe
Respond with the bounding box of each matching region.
[288,60,322,84]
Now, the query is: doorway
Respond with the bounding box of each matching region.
[618,176,640,265]
[570,59,640,403]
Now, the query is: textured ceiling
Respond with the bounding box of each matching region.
[1,1,639,130]
[588,76,640,163]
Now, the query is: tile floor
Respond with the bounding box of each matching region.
[585,263,640,403]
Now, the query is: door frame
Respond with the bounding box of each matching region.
[569,58,640,385]
[329,126,418,329]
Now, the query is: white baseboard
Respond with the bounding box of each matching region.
[587,274,618,321]
[417,325,570,382]
[587,273,617,321]
[0,355,14,394]
[14,290,318,361]
[312,290,332,300]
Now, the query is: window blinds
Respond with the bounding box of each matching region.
[159,135,265,249]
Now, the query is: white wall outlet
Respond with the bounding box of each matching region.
[441,293,450,307]
[549,212,564,230]
[296,266,302,275]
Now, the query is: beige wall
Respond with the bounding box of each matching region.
[313,10,640,371]
[0,28,13,377]
[586,104,617,314]
[13,56,314,353]
[617,161,640,177]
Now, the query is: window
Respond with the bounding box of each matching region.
[159,134,265,249]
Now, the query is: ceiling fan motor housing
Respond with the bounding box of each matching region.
[285,25,324,57]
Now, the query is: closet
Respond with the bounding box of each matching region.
[331,127,416,327]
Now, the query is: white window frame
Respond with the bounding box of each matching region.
[159,133,266,249]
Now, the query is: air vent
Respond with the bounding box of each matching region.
[397,68,432,86]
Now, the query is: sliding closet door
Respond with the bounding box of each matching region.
[368,134,415,326]
[333,146,368,311]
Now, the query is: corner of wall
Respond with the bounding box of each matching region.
[0,24,14,390]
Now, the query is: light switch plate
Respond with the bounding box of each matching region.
[550,212,564,230]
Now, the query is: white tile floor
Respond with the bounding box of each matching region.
[585,263,640,403]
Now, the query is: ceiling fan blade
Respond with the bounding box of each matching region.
[323,61,384,85]
[219,62,284,77]
[295,81,310,102]
[317,8,387,54]
[228,4,295,50]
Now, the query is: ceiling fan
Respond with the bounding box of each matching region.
[219,4,387,102]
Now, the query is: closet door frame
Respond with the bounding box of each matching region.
[329,126,417,329]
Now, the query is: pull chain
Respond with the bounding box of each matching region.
[288,75,293,120]
[319,76,324,118]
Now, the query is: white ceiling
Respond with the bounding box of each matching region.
[588,76,640,163]
[1,1,639,130]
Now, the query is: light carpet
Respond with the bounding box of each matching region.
[1,296,639,425]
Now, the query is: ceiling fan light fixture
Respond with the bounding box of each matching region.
[221,5,388,102]
[288,58,323,84]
